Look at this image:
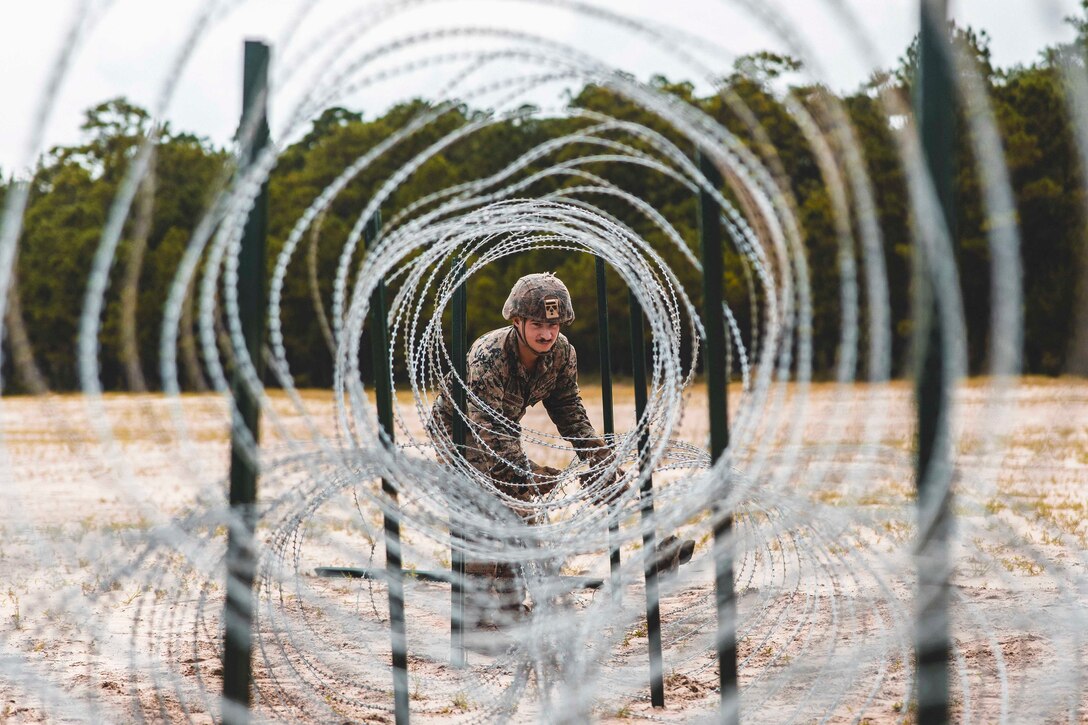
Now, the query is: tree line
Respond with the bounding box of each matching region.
[2,22,1086,393]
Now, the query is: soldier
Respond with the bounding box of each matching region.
[430,272,692,619]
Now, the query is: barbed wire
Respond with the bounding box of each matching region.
[1,0,1086,723]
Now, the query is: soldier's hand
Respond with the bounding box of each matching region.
[529,463,563,497]
[595,471,629,506]
[579,463,629,507]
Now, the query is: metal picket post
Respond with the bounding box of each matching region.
[222,40,269,725]
[364,211,411,724]
[697,149,738,721]
[629,293,665,707]
[914,1,955,722]
[595,258,622,600]
[450,268,468,667]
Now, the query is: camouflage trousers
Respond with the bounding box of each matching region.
[463,497,539,616]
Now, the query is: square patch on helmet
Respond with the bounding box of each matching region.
[544,297,560,319]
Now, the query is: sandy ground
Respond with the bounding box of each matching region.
[0,378,1086,723]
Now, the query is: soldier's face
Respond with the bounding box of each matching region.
[521,319,560,353]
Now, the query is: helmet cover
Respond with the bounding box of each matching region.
[501,272,575,324]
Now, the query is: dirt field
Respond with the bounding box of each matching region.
[1,379,1086,723]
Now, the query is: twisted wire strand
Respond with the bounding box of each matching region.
[0,1,1085,723]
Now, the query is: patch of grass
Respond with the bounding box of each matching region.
[957,434,984,455]
[8,588,20,629]
[103,516,152,532]
[122,587,145,606]
[622,621,648,647]
[812,489,843,506]
[1001,555,1044,576]
[881,436,911,451]
[959,554,995,578]
[1032,500,1086,537]
[880,518,911,544]
[1040,529,1064,546]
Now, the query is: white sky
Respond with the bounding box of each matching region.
[0,0,1080,176]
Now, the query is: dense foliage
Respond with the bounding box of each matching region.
[3,26,1086,392]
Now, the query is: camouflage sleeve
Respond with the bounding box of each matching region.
[542,345,604,460]
[462,353,533,491]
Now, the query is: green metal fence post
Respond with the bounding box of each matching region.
[915,1,955,722]
[450,269,468,667]
[365,211,411,724]
[223,39,269,724]
[629,293,665,707]
[697,149,737,721]
[595,258,622,599]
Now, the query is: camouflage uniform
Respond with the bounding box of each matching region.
[429,325,605,500]
[430,273,611,609]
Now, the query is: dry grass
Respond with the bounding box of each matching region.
[0,378,1085,722]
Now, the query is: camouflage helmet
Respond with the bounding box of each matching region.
[502,273,575,324]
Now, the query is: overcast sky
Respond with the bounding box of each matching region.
[1,0,1080,176]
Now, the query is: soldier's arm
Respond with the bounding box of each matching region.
[543,345,605,460]
[461,356,535,487]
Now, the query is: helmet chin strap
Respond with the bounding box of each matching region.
[513,320,549,357]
